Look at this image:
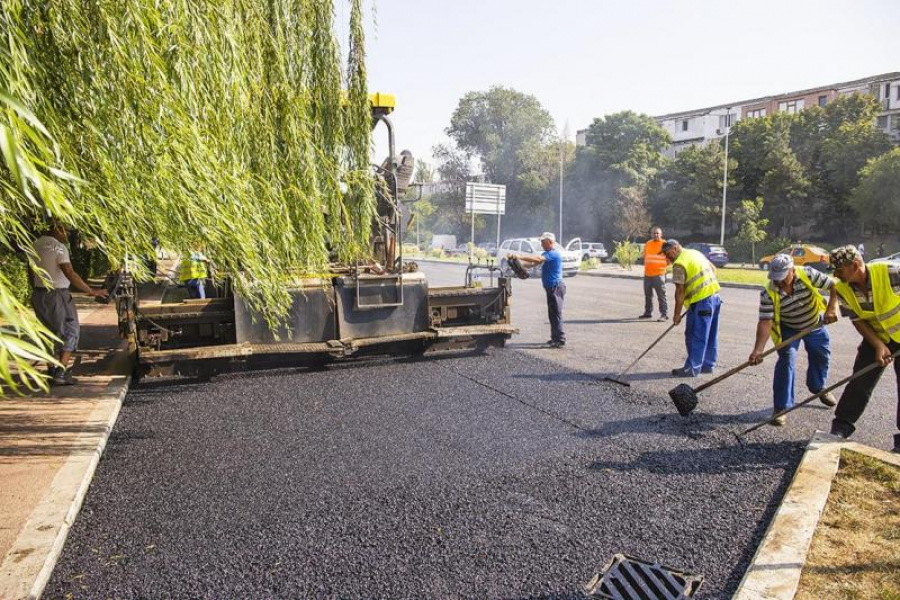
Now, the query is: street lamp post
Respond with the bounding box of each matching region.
[719,108,732,247]
[559,122,569,241]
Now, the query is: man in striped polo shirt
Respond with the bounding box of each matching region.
[828,245,900,454]
[748,254,839,425]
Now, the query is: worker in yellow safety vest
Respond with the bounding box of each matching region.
[661,239,722,378]
[639,226,669,321]
[747,254,840,426]
[179,249,210,299]
[828,245,900,454]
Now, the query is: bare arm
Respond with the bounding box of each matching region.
[60,263,108,297]
[672,284,685,325]
[749,320,773,364]
[823,288,839,324]
[515,254,546,266]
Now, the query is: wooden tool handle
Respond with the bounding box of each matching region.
[740,346,900,436]
[616,311,688,378]
[694,325,821,394]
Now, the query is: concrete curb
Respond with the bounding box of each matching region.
[409,258,763,290]
[733,431,900,599]
[0,373,131,600]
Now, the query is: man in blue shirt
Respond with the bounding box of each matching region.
[515,232,566,348]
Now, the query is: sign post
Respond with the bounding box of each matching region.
[465,183,506,255]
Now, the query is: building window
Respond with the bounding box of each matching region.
[896,85,900,101]
[746,108,766,118]
[886,83,892,99]
[718,114,735,129]
[681,120,689,131]
[778,99,804,114]
[877,115,889,129]
[818,95,827,107]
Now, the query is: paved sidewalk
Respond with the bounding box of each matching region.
[0,295,131,600]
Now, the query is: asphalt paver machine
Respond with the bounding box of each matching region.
[117,94,517,377]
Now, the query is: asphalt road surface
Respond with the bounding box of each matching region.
[46,263,899,599]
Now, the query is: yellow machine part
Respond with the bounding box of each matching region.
[368,92,396,115]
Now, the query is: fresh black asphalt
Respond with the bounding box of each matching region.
[46,347,804,599]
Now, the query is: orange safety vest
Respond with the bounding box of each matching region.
[643,240,667,277]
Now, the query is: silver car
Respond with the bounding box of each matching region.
[496,237,582,277]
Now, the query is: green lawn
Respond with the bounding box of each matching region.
[716,266,768,286]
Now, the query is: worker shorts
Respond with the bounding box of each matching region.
[31,288,80,354]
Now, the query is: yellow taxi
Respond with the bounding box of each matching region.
[759,244,830,271]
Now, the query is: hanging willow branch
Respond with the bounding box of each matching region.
[6,0,375,314]
[0,0,374,391]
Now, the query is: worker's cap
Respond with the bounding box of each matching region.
[539,232,556,243]
[829,245,861,269]
[768,254,794,281]
[659,239,681,253]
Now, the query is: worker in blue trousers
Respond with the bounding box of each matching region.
[661,240,722,377]
[747,254,839,426]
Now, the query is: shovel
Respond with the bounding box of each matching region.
[737,346,900,438]
[605,311,687,387]
[669,325,820,416]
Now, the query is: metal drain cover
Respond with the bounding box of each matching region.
[585,554,703,599]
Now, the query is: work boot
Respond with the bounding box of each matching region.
[701,366,715,374]
[770,411,786,427]
[671,367,697,378]
[819,391,837,407]
[657,315,669,322]
[638,313,652,319]
[830,419,855,439]
[550,340,566,349]
[51,368,77,386]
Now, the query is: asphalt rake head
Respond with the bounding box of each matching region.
[668,383,698,416]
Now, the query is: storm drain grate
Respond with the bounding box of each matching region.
[585,554,703,599]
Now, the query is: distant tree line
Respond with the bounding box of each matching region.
[413,87,897,259]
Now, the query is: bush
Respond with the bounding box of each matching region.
[613,241,642,270]
[580,257,600,271]
[427,248,446,259]
[0,252,30,305]
[471,246,490,260]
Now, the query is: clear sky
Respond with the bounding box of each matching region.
[353,0,899,172]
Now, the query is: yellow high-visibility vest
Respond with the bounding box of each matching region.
[675,248,720,308]
[179,252,208,282]
[765,267,826,344]
[835,262,900,343]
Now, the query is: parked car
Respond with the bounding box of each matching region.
[477,242,497,254]
[580,242,608,262]
[869,251,900,264]
[446,243,471,256]
[497,237,582,277]
[759,244,829,272]
[686,243,730,268]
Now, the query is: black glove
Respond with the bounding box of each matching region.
[508,256,529,280]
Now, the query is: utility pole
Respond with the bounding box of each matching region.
[559,121,569,241]
[720,109,732,247]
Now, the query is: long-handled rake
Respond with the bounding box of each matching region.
[604,311,687,387]
[668,325,820,416]
[736,346,900,440]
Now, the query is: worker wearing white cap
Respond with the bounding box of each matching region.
[748,253,839,425]
[515,232,566,348]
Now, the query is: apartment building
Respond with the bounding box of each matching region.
[576,72,900,157]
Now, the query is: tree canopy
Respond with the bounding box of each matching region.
[0,0,373,392]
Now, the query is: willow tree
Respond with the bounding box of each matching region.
[0,0,375,392]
